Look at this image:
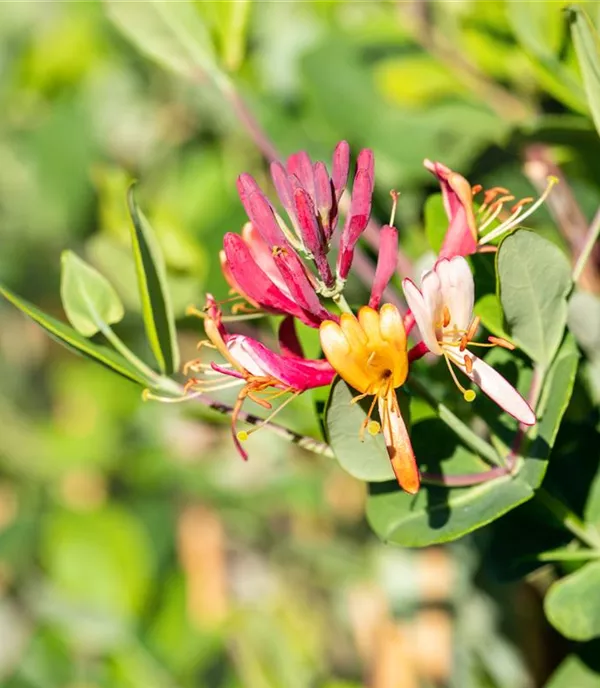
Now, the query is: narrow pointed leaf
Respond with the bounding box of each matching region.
[60,251,125,337]
[0,285,150,386]
[128,186,180,374]
[569,6,600,138]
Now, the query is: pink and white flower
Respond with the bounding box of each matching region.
[402,256,536,426]
[184,296,335,459]
[425,160,557,260]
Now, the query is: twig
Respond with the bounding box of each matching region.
[573,205,600,285]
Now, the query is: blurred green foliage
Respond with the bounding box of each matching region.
[1,1,600,687]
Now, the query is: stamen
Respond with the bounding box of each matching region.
[478,195,515,232]
[459,335,468,352]
[359,395,379,441]
[389,189,400,227]
[443,353,477,403]
[488,335,515,350]
[464,354,473,374]
[142,389,201,403]
[466,316,480,342]
[510,197,534,213]
[442,305,451,328]
[243,390,300,437]
[479,176,558,246]
[471,184,483,195]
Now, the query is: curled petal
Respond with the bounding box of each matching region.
[319,320,371,394]
[453,351,536,426]
[278,316,305,359]
[402,278,442,355]
[232,335,335,390]
[369,224,398,309]
[435,257,474,333]
[378,394,420,494]
[424,159,478,259]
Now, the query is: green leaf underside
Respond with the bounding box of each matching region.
[545,561,600,640]
[0,285,149,386]
[128,186,180,375]
[569,6,600,139]
[424,193,447,255]
[498,230,572,367]
[60,251,124,337]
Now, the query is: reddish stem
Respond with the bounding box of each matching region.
[408,341,429,363]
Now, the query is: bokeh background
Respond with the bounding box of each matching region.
[1,2,600,686]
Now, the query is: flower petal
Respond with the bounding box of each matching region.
[402,278,442,355]
[331,140,350,202]
[319,320,371,393]
[287,150,315,199]
[455,351,536,426]
[378,394,420,494]
[435,256,474,333]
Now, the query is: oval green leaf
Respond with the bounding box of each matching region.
[0,284,150,386]
[128,186,179,375]
[568,6,600,139]
[498,230,572,367]
[546,654,600,688]
[325,378,395,482]
[545,561,600,640]
[60,251,124,337]
[366,419,534,547]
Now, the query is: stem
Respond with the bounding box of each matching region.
[421,465,508,487]
[535,549,600,562]
[573,205,600,284]
[506,364,545,472]
[332,292,353,314]
[408,375,503,467]
[537,487,600,550]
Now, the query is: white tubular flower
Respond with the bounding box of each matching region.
[402,256,536,426]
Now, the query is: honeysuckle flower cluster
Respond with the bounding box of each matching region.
[176,144,550,495]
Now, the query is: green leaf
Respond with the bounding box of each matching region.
[545,561,600,640]
[498,230,572,367]
[0,284,150,386]
[474,293,511,340]
[507,2,588,113]
[524,333,580,488]
[568,6,600,138]
[366,419,534,547]
[423,192,447,254]
[324,377,397,482]
[105,0,224,86]
[60,251,124,337]
[546,654,600,688]
[127,186,179,375]
[568,290,600,360]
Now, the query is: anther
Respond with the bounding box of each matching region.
[471,184,483,195]
[459,335,468,352]
[367,420,381,436]
[442,305,451,328]
[510,197,534,214]
[488,335,515,350]
[464,355,473,374]
[466,316,480,342]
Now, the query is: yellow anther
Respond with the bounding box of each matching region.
[367,420,381,435]
[464,390,476,403]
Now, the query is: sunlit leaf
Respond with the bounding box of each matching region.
[0,284,149,386]
[546,654,600,688]
[569,5,600,138]
[545,561,600,640]
[423,192,447,255]
[498,230,572,367]
[127,186,179,375]
[60,250,124,337]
